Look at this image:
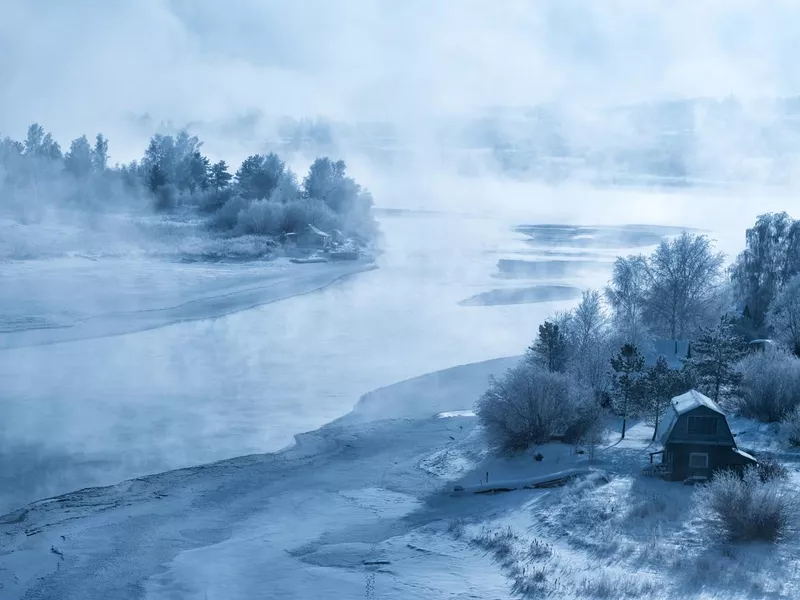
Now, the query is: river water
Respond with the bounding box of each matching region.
[0,209,682,512]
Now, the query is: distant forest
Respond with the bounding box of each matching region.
[0,124,377,243]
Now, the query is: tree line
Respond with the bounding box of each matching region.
[0,123,377,243]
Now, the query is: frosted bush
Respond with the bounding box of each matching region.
[279,198,341,234]
[735,349,800,422]
[235,199,284,236]
[784,405,800,447]
[212,194,249,231]
[476,362,600,452]
[695,468,798,542]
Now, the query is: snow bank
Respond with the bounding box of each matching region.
[452,468,595,495]
[338,355,520,425]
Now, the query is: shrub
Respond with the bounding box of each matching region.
[212,194,249,231]
[695,468,798,542]
[784,405,800,447]
[755,456,789,482]
[735,349,800,422]
[153,183,177,211]
[280,197,341,234]
[475,362,600,452]
[579,573,656,599]
[235,198,284,236]
[470,527,519,565]
[447,518,465,539]
[527,538,553,560]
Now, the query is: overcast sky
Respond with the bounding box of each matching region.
[2,0,799,160]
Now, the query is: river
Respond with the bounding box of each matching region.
[1,208,687,512]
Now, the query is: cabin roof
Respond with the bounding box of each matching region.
[672,389,724,416]
[732,448,757,462]
[658,389,725,446]
[307,224,330,237]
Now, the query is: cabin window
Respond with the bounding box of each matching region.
[689,453,709,469]
[687,416,718,436]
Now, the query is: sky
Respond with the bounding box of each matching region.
[3,0,800,162]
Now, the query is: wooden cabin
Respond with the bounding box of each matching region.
[647,390,757,482]
[298,224,332,249]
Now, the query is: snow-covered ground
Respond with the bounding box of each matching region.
[3,356,799,599]
[1,211,655,512]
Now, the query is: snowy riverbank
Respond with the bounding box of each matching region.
[3,355,796,599]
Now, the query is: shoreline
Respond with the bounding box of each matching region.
[0,258,377,350]
[0,356,518,599]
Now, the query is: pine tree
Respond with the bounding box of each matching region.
[644,355,685,441]
[684,315,746,402]
[210,160,233,190]
[610,343,645,439]
[529,321,568,373]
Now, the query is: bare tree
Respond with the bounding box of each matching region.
[642,232,725,340]
[605,255,649,346]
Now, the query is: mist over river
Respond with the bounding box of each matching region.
[0,206,728,512]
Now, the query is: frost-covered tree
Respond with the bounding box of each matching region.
[529,321,568,373]
[303,157,361,212]
[605,255,649,345]
[143,134,176,183]
[684,315,746,402]
[642,233,725,340]
[23,123,62,160]
[736,349,800,422]
[181,150,210,193]
[92,133,108,172]
[610,343,645,439]
[767,274,800,357]
[64,135,94,178]
[23,123,45,156]
[572,290,607,348]
[731,213,800,332]
[236,153,285,200]
[567,290,613,391]
[148,163,167,194]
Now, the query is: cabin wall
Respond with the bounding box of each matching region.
[663,443,733,480]
[668,406,735,446]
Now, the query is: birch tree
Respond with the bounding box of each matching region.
[642,232,725,340]
[605,255,649,345]
[768,275,800,357]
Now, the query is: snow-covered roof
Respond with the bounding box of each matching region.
[732,448,757,462]
[657,389,724,446]
[671,389,724,416]
[307,224,330,237]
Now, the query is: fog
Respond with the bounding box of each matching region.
[3,1,800,512]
